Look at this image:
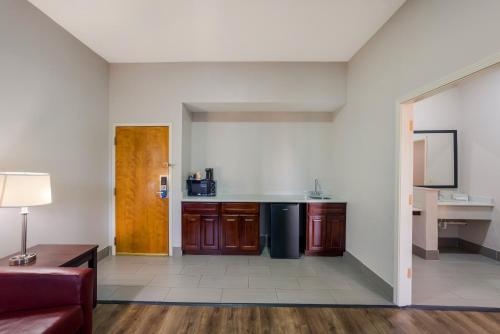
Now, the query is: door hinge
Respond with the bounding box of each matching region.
[408,120,414,132]
[114,137,117,145]
[408,194,413,206]
[113,187,116,196]
[407,268,412,279]
[114,237,116,246]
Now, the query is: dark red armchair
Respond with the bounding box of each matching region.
[0,267,93,334]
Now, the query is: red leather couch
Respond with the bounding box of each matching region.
[0,267,93,334]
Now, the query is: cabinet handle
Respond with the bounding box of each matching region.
[244,218,253,222]
[226,218,236,222]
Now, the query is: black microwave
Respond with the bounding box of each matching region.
[187,179,216,197]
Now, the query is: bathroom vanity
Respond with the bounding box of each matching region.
[412,187,494,260]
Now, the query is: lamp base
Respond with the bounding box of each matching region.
[9,253,37,266]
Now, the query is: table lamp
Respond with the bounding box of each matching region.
[0,172,52,265]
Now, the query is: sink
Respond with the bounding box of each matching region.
[308,181,331,199]
[308,194,332,200]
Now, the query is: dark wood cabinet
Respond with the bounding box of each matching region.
[220,204,260,255]
[182,202,260,255]
[200,215,219,250]
[306,203,346,256]
[182,214,201,251]
[220,215,240,251]
[239,214,259,251]
[182,203,220,254]
[307,215,326,251]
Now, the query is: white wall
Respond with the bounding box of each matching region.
[330,0,500,285]
[458,67,500,251]
[191,120,333,195]
[414,88,462,131]
[109,62,347,248]
[0,0,109,256]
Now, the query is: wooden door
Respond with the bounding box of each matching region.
[220,215,240,251]
[115,126,169,255]
[307,215,326,251]
[239,215,259,251]
[200,215,218,250]
[182,214,200,251]
[325,216,345,250]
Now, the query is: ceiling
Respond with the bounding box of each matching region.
[28,0,406,63]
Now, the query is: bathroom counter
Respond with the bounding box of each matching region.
[438,201,494,207]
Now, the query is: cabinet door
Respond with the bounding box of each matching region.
[182,214,200,251]
[220,215,240,251]
[307,215,326,251]
[325,215,345,250]
[200,215,219,250]
[239,214,259,251]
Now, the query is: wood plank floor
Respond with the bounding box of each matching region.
[93,304,500,334]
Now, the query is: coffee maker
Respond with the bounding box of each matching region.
[186,168,216,196]
[205,168,214,181]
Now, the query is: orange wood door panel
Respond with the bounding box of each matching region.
[115,126,169,255]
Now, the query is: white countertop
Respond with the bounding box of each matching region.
[438,200,494,207]
[182,193,346,203]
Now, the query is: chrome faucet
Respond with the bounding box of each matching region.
[314,178,322,195]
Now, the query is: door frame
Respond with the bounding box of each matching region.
[394,53,500,306]
[110,123,173,256]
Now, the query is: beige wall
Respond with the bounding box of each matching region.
[330,0,500,285]
[0,0,109,256]
[109,62,347,248]
[191,119,334,195]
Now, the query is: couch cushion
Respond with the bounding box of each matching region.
[0,305,83,334]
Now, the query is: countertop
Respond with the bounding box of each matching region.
[182,193,346,203]
[438,200,494,207]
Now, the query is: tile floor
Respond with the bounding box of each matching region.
[412,253,500,308]
[97,250,392,305]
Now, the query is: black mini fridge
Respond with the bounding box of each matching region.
[270,203,300,258]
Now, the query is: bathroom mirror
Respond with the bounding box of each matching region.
[413,130,457,188]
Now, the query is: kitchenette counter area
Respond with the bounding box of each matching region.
[182,193,347,203]
[181,195,347,258]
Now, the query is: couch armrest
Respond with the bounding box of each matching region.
[0,267,93,333]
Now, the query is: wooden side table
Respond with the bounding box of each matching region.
[0,244,99,307]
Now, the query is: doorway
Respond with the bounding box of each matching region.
[115,126,170,255]
[396,58,500,306]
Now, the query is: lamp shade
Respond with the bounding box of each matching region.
[0,172,52,207]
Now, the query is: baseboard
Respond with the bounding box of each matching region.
[412,244,439,260]
[438,237,499,261]
[344,252,393,301]
[97,246,111,262]
[458,239,499,260]
[172,247,183,257]
[438,237,460,249]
